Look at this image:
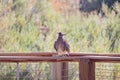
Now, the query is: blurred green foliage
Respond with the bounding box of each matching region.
[0,0,120,53]
[0,0,120,80]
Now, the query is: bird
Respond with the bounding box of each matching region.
[40,23,49,41]
[54,32,70,56]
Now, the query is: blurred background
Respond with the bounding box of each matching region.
[0,0,120,80]
[0,0,120,53]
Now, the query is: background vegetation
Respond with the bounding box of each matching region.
[0,0,120,80]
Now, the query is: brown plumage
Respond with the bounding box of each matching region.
[54,32,70,56]
[40,24,49,41]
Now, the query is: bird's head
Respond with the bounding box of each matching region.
[58,32,65,38]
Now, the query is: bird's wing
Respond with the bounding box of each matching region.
[63,41,70,53]
[54,41,57,51]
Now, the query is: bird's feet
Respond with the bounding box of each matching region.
[58,54,69,57]
[53,53,69,57]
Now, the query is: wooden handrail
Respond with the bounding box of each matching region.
[0,52,120,62]
[0,56,81,62]
[0,52,55,56]
[0,52,120,80]
[0,52,120,56]
[0,55,120,62]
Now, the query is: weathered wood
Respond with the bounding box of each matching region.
[69,53,120,57]
[52,62,68,80]
[0,52,120,57]
[80,56,120,62]
[79,59,95,80]
[0,52,55,56]
[0,56,80,62]
[52,62,61,80]
[0,53,120,80]
[62,62,68,80]
[16,62,20,80]
[1,55,120,62]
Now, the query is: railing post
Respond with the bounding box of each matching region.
[16,62,20,80]
[62,62,68,80]
[79,59,95,80]
[52,62,68,80]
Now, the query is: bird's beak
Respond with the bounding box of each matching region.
[63,34,66,36]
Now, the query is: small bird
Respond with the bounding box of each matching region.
[40,23,49,41]
[54,32,70,56]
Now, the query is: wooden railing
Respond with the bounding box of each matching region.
[0,52,120,80]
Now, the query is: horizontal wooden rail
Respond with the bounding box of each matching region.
[0,52,120,62]
[0,56,81,62]
[0,56,120,62]
[0,52,55,56]
[0,52,120,56]
[0,52,120,80]
[0,52,120,57]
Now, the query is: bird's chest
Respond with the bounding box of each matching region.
[56,41,64,50]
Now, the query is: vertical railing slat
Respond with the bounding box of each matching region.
[52,62,68,80]
[16,62,20,80]
[79,59,95,80]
